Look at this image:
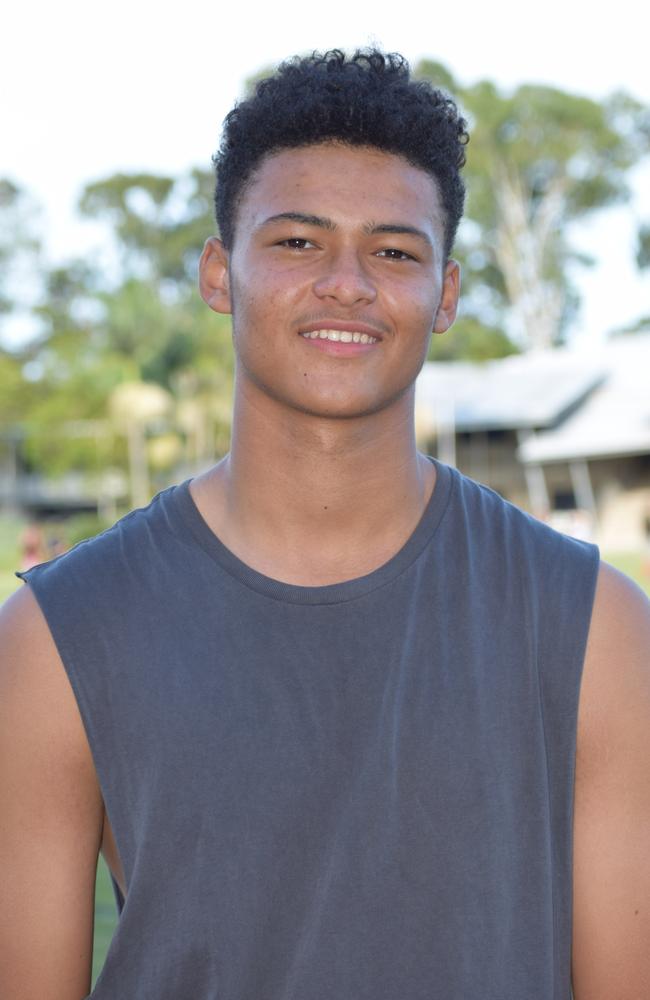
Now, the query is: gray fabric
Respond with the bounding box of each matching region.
[19,460,599,999]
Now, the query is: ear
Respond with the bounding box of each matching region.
[433,260,460,334]
[198,237,232,314]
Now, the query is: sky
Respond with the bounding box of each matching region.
[2,0,649,346]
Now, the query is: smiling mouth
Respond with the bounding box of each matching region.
[300,329,378,344]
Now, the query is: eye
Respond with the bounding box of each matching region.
[277,237,316,250]
[375,247,417,261]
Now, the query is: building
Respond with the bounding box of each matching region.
[415,332,650,550]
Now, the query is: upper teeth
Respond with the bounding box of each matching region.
[301,330,377,344]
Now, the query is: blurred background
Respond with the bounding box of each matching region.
[2,1,650,598]
[2,0,650,981]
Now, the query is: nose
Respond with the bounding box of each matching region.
[312,248,377,306]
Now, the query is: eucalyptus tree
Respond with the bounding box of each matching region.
[416,61,650,354]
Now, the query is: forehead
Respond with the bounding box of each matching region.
[236,142,444,238]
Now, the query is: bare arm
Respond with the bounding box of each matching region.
[0,585,104,1000]
[572,563,650,999]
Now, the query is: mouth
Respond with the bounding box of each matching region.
[297,320,385,348]
[300,329,379,345]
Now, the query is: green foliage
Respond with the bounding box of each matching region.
[0,349,35,423]
[414,59,458,95]
[0,179,42,321]
[78,168,215,285]
[244,63,279,98]
[64,513,112,548]
[428,316,519,362]
[0,161,235,481]
[415,64,650,349]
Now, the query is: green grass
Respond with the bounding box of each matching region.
[0,514,22,603]
[93,858,119,986]
[0,513,22,562]
[0,569,20,603]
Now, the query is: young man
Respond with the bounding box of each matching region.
[1,50,649,1000]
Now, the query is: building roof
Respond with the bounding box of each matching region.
[416,332,650,463]
[519,333,650,463]
[416,349,605,432]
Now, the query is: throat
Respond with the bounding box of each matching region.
[190,454,435,588]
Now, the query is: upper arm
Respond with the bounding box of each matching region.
[572,562,650,1000]
[0,584,104,1000]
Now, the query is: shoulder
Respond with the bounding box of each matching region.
[11,483,197,702]
[0,584,103,851]
[20,481,185,600]
[572,564,650,995]
[577,562,650,775]
[0,583,93,760]
[0,587,103,997]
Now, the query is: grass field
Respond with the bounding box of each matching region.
[0,514,23,603]
[1,512,649,981]
[93,859,120,986]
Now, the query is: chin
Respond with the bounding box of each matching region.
[290,386,412,421]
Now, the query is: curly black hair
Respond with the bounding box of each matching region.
[214,49,469,261]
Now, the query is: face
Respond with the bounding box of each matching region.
[200,142,459,421]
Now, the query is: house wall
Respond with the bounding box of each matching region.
[427,429,650,550]
[427,430,531,507]
[521,454,650,550]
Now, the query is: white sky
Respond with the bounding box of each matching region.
[2,0,649,344]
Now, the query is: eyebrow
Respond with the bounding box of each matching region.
[364,222,433,247]
[258,212,336,230]
[257,212,432,247]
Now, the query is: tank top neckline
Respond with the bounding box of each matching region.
[167,457,454,605]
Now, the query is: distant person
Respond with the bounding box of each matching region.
[1,49,649,1000]
[18,522,45,571]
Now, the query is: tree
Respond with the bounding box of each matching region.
[76,167,235,414]
[78,168,215,287]
[0,168,235,488]
[612,221,650,333]
[638,223,650,270]
[0,179,42,328]
[416,62,650,354]
[428,316,518,363]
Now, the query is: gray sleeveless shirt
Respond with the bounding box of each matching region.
[20,460,599,1000]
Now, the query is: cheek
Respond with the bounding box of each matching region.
[232,263,295,323]
[229,274,264,344]
[230,284,287,372]
[401,294,440,346]
[395,290,439,367]
[386,274,440,325]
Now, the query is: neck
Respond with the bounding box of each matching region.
[191,378,435,586]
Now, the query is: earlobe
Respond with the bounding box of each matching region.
[198,237,232,315]
[433,260,461,334]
